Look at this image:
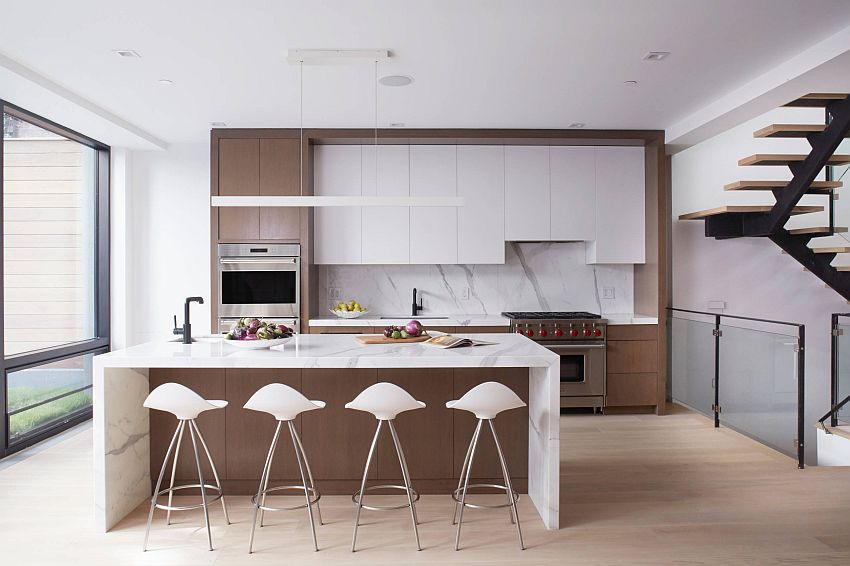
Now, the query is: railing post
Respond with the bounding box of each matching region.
[714,314,721,429]
[832,314,839,428]
[797,325,806,469]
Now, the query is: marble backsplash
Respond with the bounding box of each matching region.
[318,242,634,316]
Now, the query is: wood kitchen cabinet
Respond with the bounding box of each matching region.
[605,324,658,408]
[217,137,301,242]
[314,144,362,264]
[410,145,458,264]
[504,146,550,241]
[457,145,505,263]
[586,146,645,264]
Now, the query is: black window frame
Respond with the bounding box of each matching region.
[0,100,110,457]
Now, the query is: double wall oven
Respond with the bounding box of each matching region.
[217,244,300,333]
[503,312,607,410]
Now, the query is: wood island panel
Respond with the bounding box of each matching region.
[148,368,227,483]
[224,368,302,480]
[376,368,454,481]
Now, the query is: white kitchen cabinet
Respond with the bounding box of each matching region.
[409,145,458,264]
[550,146,596,241]
[504,146,550,240]
[457,145,505,263]
[586,146,645,264]
[361,145,410,264]
[314,145,362,264]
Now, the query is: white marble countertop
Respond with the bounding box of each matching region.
[308,314,511,327]
[310,313,658,327]
[94,333,559,370]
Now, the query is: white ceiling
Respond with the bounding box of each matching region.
[3,0,850,146]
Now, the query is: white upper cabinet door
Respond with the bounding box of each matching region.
[361,145,410,264]
[313,145,362,264]
[457,145,505,263]
[550,146,596,241]
[409,145,458,264]
[586,146,645,264]
[504,146,550,240]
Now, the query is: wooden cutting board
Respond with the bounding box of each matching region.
[355,334,431,345]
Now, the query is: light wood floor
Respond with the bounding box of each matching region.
[1,405,850,565]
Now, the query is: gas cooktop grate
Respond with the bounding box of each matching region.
[501,311,601,320]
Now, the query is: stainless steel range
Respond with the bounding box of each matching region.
[503,311,607,410]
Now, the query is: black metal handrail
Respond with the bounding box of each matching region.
[668,307,806,469]
[819,393,850,433]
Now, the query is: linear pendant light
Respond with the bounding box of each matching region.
[211,49,463,209]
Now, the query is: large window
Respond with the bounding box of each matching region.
[0,102,109,455]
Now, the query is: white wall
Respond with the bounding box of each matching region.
[672,106,849,464]
[124,144,211,345]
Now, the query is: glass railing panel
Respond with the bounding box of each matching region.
[670,315,717,418]
[838,322,850,424]
[717,323,799,459]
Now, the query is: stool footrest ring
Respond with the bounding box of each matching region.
[250,485,321,512]
[452,483,519,510]
[152,483,223,512]
[352,484,421,511]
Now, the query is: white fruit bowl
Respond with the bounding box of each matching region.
[330,309,368,319]
[222,336,294,349]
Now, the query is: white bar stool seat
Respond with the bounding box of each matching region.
[446,381,526,551]
[243,383,325,553]
[345,382,425,552]
[142,382,230,552]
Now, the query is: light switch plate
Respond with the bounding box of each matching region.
[328,287,342,300]
[602,286,615,299]
[708,300,726,310]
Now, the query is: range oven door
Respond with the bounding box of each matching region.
[218,257,300,319]
[547,342,606,398]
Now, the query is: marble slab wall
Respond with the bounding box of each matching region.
[318,242,634,315]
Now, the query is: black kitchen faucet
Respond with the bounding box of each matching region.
[173,296,204,344]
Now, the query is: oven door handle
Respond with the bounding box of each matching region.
[220,258,298,265]
[546,343,606,351]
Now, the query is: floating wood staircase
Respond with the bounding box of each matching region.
[680,93,850,300]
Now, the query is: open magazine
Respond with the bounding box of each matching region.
[424,335,497,349]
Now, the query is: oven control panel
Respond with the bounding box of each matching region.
[510,320,606,341]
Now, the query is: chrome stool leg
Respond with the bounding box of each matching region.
[388,420,421,549]
[249,421,282,554]
[187,420,213,551]
[259,424,281,528]
[143,420,183,551]
[489,419,524,550]
[292,423,323,525]
[455,419,483,551]
[189,419,230,525]
[165,421,186,525]
[452,424,477,525]
[352,420,382,552]
[288,421,319,552]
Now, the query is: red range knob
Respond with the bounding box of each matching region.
[555,328,563,337]
[526,329,534,337]
[515,329,523,334]
[583,329,592,337]
[594,328,602,337]
[570,329,579,337]
[539,329,548,337]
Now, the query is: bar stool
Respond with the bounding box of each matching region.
[446,381,526,551]
[345,382,425,552]
[243,383,325,553]
[142,383,230,552]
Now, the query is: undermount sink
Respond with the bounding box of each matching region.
[378,316,449,320]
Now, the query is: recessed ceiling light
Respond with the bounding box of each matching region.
[568,122,585,128]
[112,49,140,58]
[158,79,174,85]
[379,75,413,87]
[389,122,405,127]
[642,51,670,62]
[624,80,639,87]
[210,121,227,127]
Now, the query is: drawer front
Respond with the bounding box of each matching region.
[606,372,657,406]
[607,340,658,374]
[607,324,657,341]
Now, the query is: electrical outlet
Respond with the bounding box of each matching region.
[602,286,615,299]
[461,286,470,300]
[328,287,342,300]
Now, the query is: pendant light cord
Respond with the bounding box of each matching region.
[300,59,304,196]
[374,59,378,192]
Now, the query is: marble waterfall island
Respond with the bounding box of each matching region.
[93,333,560,531]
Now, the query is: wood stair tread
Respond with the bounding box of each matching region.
[753,124,833,138]
[783,93,848,107]
[738,154,850,166]
[679,205,823,220]
[812,246,850,254]
[724,180,842,192]
[788,226,849,235]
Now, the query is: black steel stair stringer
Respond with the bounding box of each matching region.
[770,229,850,301]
